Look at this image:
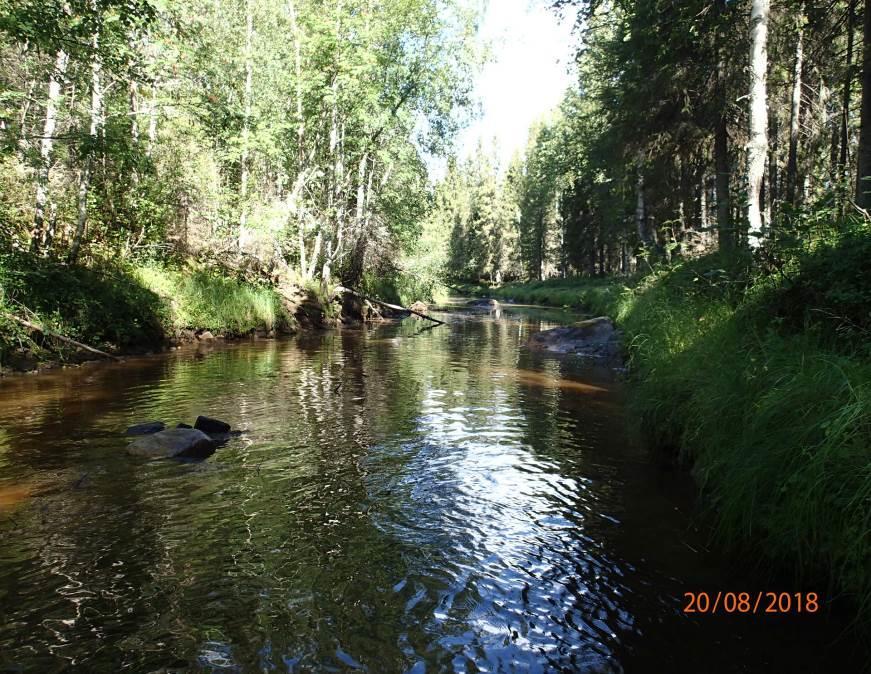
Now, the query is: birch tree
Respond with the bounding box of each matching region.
[746,0,770,248]
[30,49,68,253]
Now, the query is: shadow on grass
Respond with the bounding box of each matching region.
[1,251,168,357]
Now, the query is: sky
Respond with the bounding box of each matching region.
[434,0,577,178]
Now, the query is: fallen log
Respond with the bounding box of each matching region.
[3,314,122,361]
[335,286,445,326]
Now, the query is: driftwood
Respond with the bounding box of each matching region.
[335,286,445,326]
[4,314,121,361]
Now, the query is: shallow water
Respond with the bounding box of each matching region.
[0,302,861,672]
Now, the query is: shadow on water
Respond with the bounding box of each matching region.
[0,302,865,672]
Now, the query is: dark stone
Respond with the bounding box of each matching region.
[194,415,231,434]
[126,428,217,460]
[176,422,193,429]
[528,317,623,364]
[125,421,166,436]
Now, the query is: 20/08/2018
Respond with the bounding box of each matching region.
[683,592,820,614]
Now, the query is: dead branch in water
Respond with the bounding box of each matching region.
[3,313,122,361]
[335,286,445,326]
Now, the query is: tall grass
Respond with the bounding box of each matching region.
[135,263,290,334]
[616,258,871,616]
[459,243,871,620]
[0,253,293,366]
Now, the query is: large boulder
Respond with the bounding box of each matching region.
[125,421,166,436]
[528,317,622,362]
[127,428,217,460]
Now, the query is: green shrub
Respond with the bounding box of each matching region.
[0,250,168,360]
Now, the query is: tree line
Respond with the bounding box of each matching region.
[0,0,478,288]
[439,0,871,283]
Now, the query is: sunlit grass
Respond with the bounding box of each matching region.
[458,246,871,621]
[135,263,289,334]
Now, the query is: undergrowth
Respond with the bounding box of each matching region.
[0,251,292,366]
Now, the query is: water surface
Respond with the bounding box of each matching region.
[0,302,860,672]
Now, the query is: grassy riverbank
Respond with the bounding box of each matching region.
[464,227,871,620]
[0,252,294,369]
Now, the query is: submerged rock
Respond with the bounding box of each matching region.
[528,317,622,363]
[176,422,193,429]
[126,428,216,459]
[125,421,166,436]
[194,415,231,434]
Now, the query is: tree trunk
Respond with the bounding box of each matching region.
[714,0,732,253]
[840,0,856,177]
[147,84,158,157]
[635,158,649,248]
[786,10,804,205]
[31,50,68,253]
[238,0,254,246]
[70,15,104,264]
[855,0,871,207]
[747,0,770,248]
[287,0,304,164]
[767,113,778,221]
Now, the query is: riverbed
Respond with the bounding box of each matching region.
[0,301,860,672]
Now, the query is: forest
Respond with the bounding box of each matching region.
[0,0,870,655]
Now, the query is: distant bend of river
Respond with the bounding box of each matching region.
[0,300,861,672]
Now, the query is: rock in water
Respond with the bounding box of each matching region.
[194,415,231,434]
[125,421,166,436]
[127,428,216,459]
[528,317,622,362]
[176,422,193,429]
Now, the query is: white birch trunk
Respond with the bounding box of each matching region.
[31,50,69,252]
[147,84,158,157]
[287,0,304,163]
[746,0,770,248]
[635,158,648,247]
[786,13,804,204]
[70,18,104,262]
[238,0,254,247]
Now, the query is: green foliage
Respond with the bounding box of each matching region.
[0,251,297,366]
[763,221,871,345]
[614,244,871,619]
[0,250,168,364]
[135,262,290,334]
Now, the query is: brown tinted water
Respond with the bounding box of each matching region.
[0,302,863,672]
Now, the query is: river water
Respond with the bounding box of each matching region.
[0,302,861,672]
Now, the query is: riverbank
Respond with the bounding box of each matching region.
[0,252,310,373]
[461,228,871,625]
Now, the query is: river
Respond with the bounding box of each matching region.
[0,301,861,672]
